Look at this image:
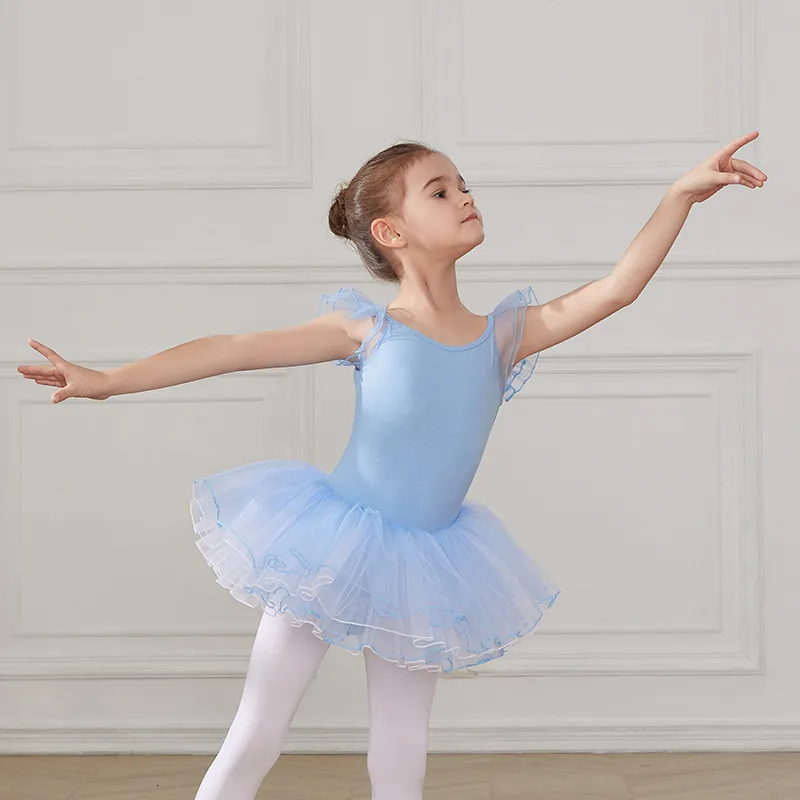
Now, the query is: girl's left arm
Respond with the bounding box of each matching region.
[514,131,767,363]
[513,187,692,362]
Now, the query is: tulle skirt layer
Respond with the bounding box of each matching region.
[189,460,560,673]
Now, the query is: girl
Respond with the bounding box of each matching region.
[18,133,766,800]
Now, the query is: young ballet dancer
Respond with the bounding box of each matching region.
[18,132,765,799]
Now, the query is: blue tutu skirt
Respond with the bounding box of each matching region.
[190,460,561,673]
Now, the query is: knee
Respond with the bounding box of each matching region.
[222,721,285,774]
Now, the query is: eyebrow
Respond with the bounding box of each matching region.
[420,173,466,193]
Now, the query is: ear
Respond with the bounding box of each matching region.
[371,218,404,249]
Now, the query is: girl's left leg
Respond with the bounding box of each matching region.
[193,610,331,800]
[363,648,439,800]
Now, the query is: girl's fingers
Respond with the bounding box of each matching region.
[721,131,759,157]
[18,364,57,378]
[731,158,767,182]
[728,172,758,189]
[35,378,61,387]
[733,167,763,188]
[28,339,62,366]
[720,172,744,185]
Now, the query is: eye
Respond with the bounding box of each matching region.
[433,187,472,197]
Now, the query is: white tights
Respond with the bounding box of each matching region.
[194,609,439,800]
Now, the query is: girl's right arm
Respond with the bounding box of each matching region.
[18,310,365,403]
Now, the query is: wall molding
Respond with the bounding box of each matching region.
[478,348,764,677]
[0,0,311,190]
[0,363,317,678]
[1,719,799,754]
[421,0,757,184]
[0,258,798,285]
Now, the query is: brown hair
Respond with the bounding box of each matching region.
[328,141,440,283]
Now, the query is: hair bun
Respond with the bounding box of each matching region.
[328,185,350,240]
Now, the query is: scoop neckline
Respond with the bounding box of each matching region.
[383,308,494,351]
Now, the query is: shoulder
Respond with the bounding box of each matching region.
[492,286,539,320]
[318,286,383,318]
[316,286,388,369]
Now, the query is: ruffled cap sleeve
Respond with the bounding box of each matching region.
[317,286,388,369]
[493,286,541,402]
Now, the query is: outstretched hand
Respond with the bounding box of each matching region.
[17,340,113,403]
[673,131,767,204]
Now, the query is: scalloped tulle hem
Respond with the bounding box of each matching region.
[190,462,561,673]
[260,591,558,673]
[197,528,560,673]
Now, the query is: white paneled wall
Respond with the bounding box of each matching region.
[1,0,798,754]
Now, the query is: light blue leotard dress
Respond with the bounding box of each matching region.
[190,286,561,672]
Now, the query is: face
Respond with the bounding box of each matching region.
[373,152,484,265]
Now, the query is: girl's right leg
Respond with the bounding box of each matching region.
[363,648,439,800]
[194,609,332,800]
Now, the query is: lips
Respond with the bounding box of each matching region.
[463,212,479,222]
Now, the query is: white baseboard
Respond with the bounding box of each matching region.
[1,722,799,754]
